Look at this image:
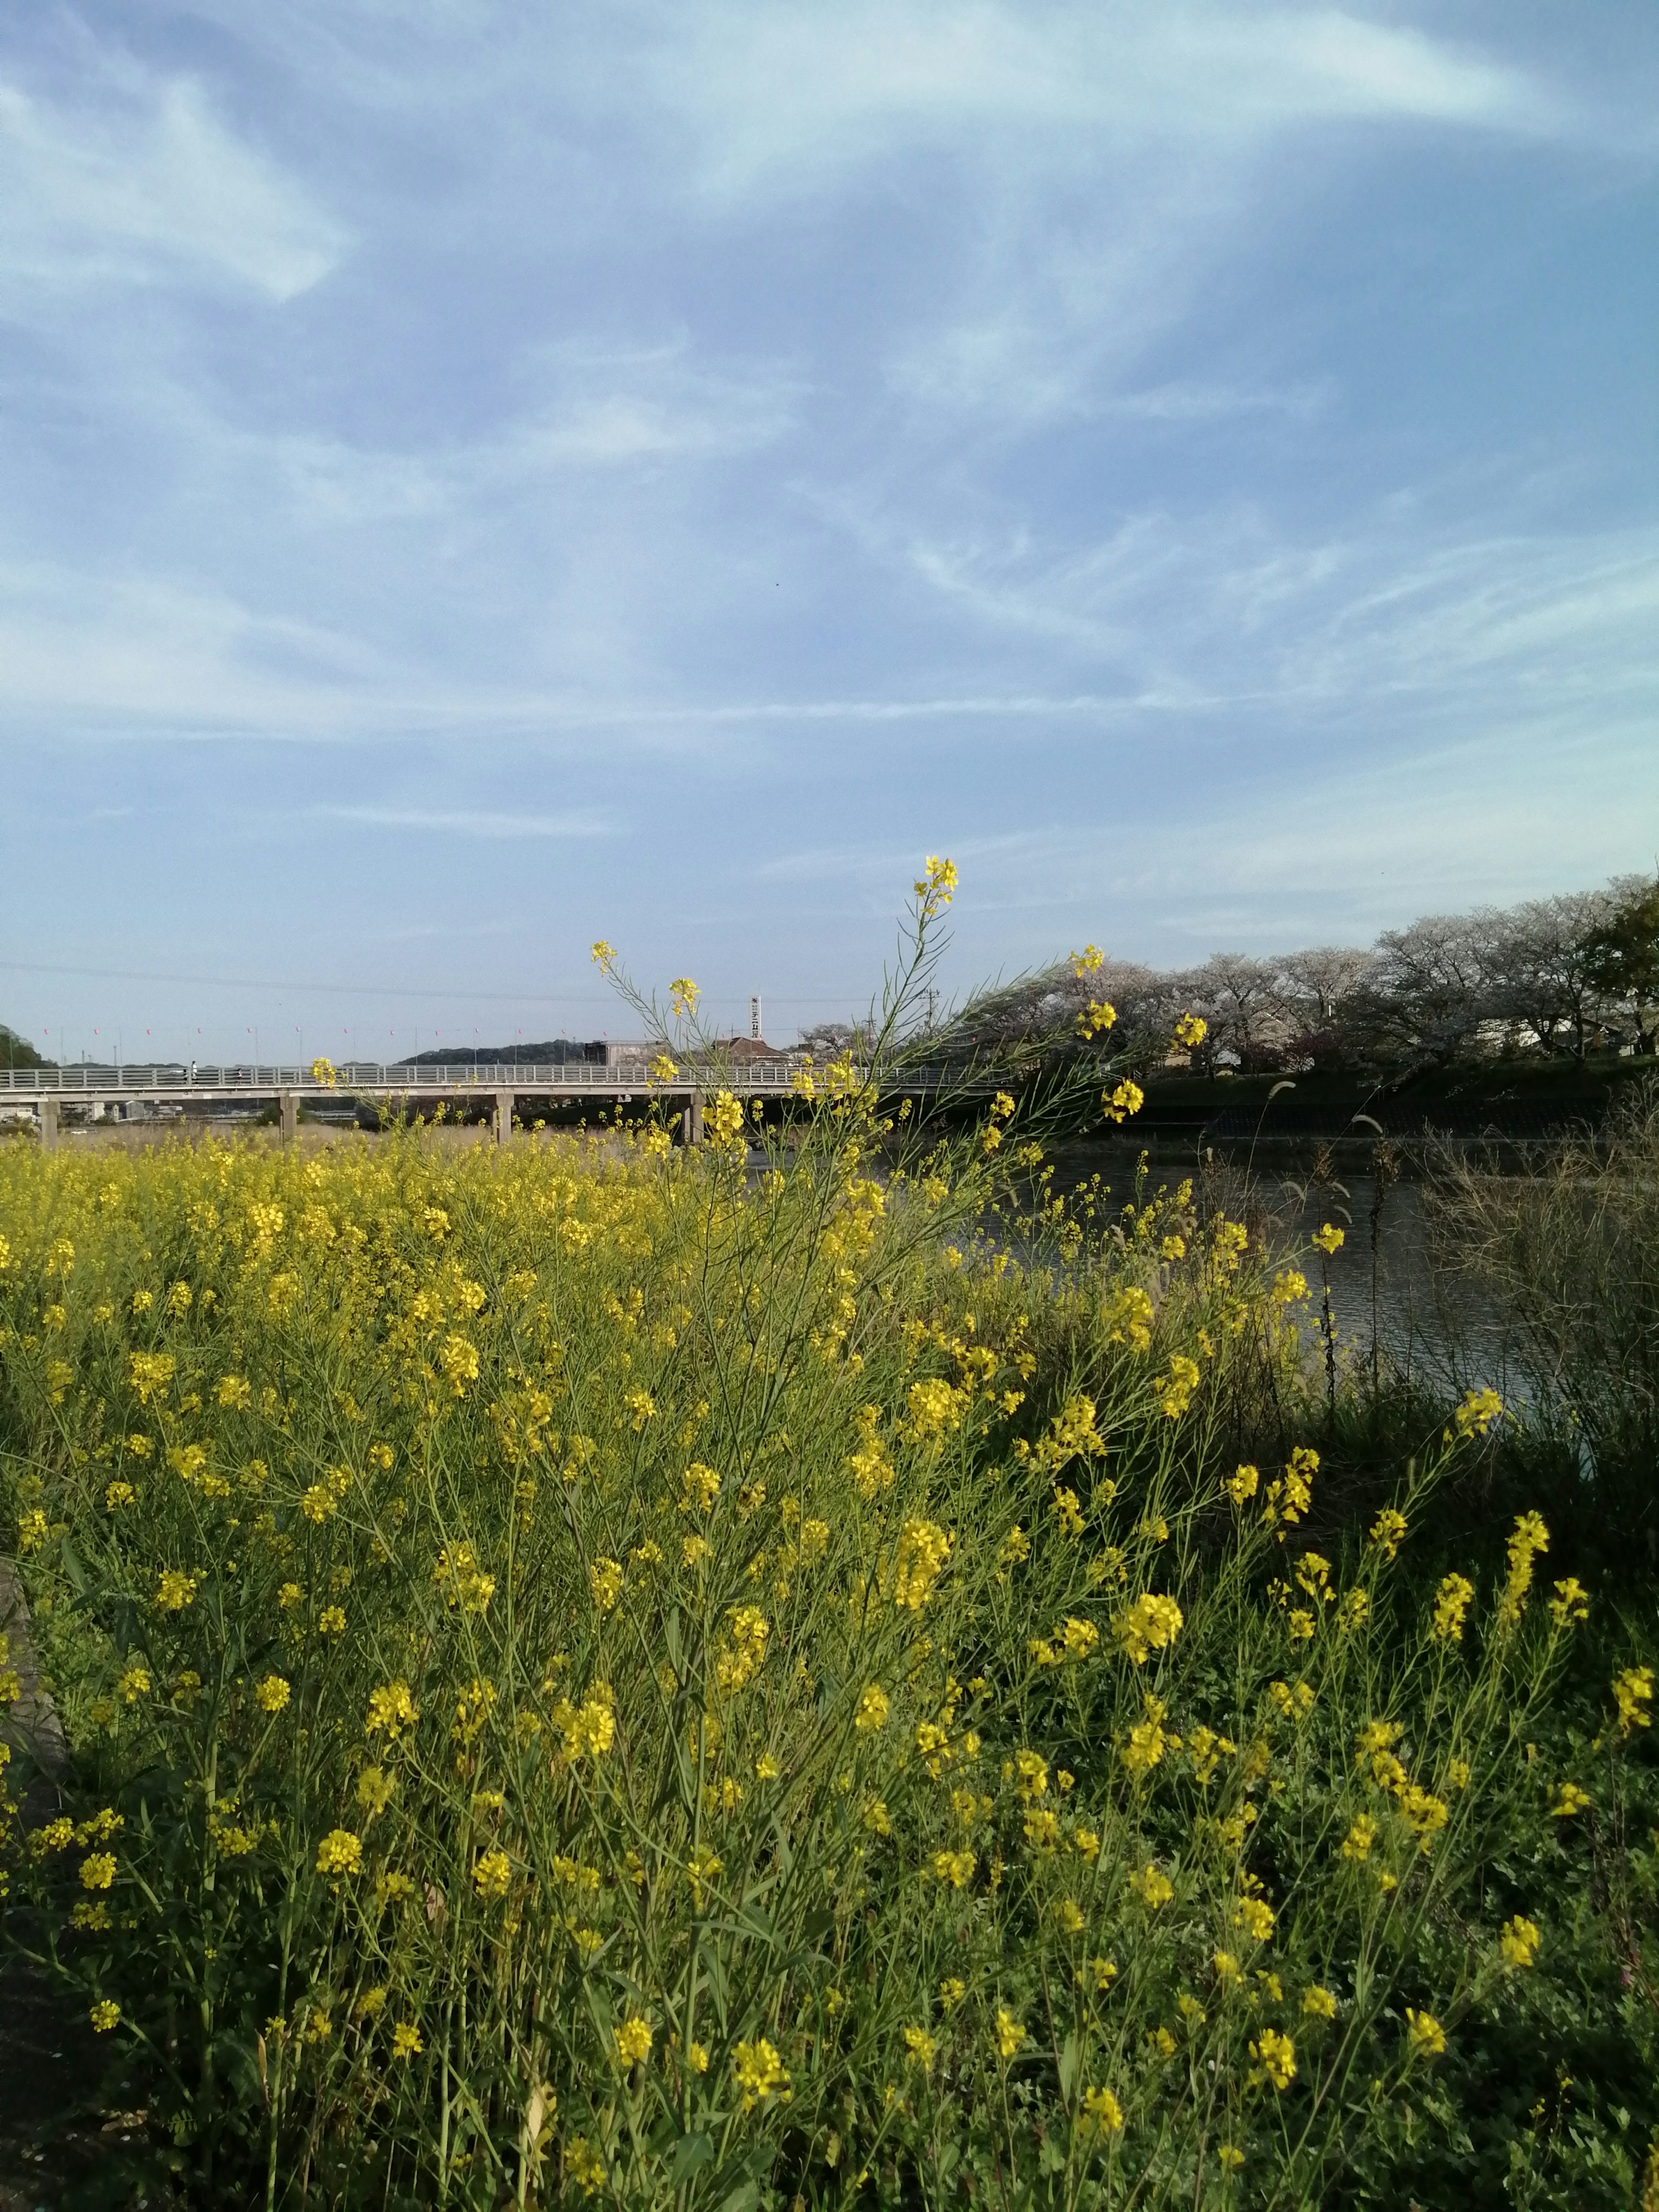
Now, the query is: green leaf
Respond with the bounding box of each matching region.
[671,2132,715,2184]
[1058,2031,1082,2101]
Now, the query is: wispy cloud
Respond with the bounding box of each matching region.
[315,806,616,839]
[0,60,346,309]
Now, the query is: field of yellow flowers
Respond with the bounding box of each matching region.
[0,909,1654,2210]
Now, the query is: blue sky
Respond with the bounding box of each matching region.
[2,2,1656,1060]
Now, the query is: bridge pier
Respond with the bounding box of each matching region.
[681,1090,704,1147]
[279,1092,297,1144]
[39,1098,59,1153]
[495,1090,515,1146]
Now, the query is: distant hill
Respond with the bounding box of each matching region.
[0,1026,51,1070]
[399,1041,605,1068]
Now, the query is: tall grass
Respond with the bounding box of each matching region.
[0,891,1653,2212]
[1425,1081,1659,1564]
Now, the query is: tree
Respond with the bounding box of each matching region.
[1341,913,1501,1068]
[1483,890,1621,1059]
[0,1025,49,1071]
[1582,875,1659,1054]
[1176,955,1285,1069]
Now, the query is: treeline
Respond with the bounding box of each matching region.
[0,1026,49,1071]
[804,872,1659,1078]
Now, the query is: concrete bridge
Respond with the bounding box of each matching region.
[0,1058,806,1148]
[0,1056,1011,1149]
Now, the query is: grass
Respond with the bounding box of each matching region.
[0,898,1654,2212]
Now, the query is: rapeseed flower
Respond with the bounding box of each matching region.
[731,2037,789,2110]
[1430,1574,1474,1643]
[1612,1665,1653,1737]
[316,1830,362,1877]
[1111,1592,1183,1664]
[1406,2009,1446,2056]
[1251,2028,1296,2090]
[1500,1915,1541,1968]
[1084,2079,1123,2132]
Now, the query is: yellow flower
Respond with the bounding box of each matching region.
[903,2024,937,2069]
[1369,1507,1407,1560]
[680,1461,721,1513]
[688,2042,709,2073]
[1495,1511,1550,1629]
[1081,2084,1124,2137]
[89,2000,120,2033]
[590,940,616,969]
[434,1543,496,1615]
[79,1852,118,1891]
[392,2021,423,2059]
[1122,1693,1168,1777]
[1341,1815,1377,1862]
[1302,1985,1338,2019]
[438,1335,480,1394]
[256,1674,291,1714]
[714,1605,770,1694]
[1110,1592,1184,1665]
[589,1557,623,1613]
[614,2016,653,2068]
[915,855,957,915]
[1452,1386,1503,1438]
[938,1977,966,2012]
[1612,1665,1653,1737]
[473,1848,512,1899]
[317,1605,346,1637]
[855,1682,890,1733]
[1213,1950,1240,1984]
[731,2037,789,2111]
[1128,1862,1173,1911]
[1311,1223,1344,1255]
[932,1848,976,1889]
[316,1829,362,1877]
[1499,1914,1540,1968]
[1251,2027,1296,2090]
[1550,1780,1590,1818]
[358,1766,395,1816]
[1430,1573,1474,1643]
[1234,1894,1275,1942]
[1103,1080,1144,1125]
[1548,1578,1589,1627]
[566,2135,608,2195]
[1173,1012,1207,1049]
[155,1568,199,1612]
[893,1519,952,1609]
[1225,1463,1260,1505]
[995,2008,1026,2059]
[1406,2009,1446,2056]
[366,1681,419,1739]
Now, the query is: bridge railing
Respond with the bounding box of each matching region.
[0,1059,1055,1098]
[0,1060,810,1094]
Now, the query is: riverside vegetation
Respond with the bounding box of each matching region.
[0,866,1654,2212]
